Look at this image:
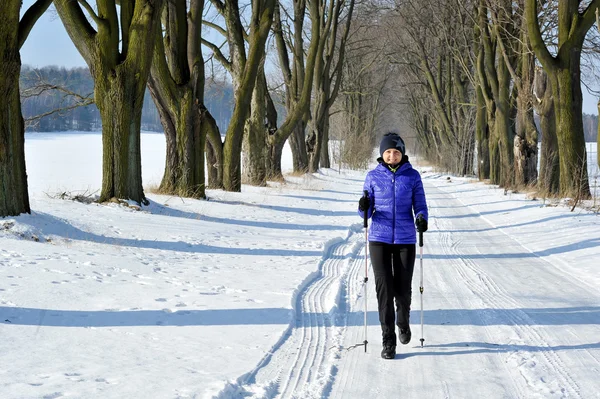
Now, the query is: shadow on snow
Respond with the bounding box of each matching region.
[2,306,599,328]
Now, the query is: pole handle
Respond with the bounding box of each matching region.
[419,231,423,247]
[362,190,369,229]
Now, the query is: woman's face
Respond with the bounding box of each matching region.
[383,148,402,165]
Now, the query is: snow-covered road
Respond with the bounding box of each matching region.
[228,174,600,399]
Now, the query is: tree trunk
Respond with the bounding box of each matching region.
[539,100,559,194]
[95,71,147,204]
[533,66,559,194]
[308,77,329,173]
[492,35,514,187]
[222,0,275,192]
[243,65,268,186]
[55,0,163,205]
[525,0,596,199]
[0,2,30,216]
[475,85,490,180]
[145,0,208,199]
[266,139,286,180]
[319,117,331,168]
[148,82,206,198]
[288,121,309,173]
[552,65,590,198]
[514,93,539,187]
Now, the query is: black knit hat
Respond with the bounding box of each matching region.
[379,132,406,157]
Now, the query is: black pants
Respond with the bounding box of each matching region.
[369,242,416,346]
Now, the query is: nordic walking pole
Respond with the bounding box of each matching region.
[362,190,369,353]
[419,228,425,348]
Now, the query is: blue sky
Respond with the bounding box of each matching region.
[19,1,600,115]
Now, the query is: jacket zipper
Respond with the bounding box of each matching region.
[392,170,396,243]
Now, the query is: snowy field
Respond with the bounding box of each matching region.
[1,132,599,398]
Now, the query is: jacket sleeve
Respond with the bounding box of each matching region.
[358,173,375,220]
[412,172,428,221]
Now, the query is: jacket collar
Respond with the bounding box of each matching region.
[376,155,411,174]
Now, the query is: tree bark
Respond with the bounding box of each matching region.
[533,66,559,194]
[513,35,538,186]
[242,61,268,186]
[0,2,29,216]
[319,117,331,168]
[475,84,490,180]
[0,0,52,216]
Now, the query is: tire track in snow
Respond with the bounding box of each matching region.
[431,182,593,398]
[211,224,365,398]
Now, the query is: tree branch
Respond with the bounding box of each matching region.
[209,0,225,13]
[524,0,557,72]
[78,0,103,26]
[53,0,99,64]
[18,0,53,49]
[201,38,232,72]
[202,20,227,37]
[577,0,600,41]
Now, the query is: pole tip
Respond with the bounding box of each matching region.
[420,338,424,348]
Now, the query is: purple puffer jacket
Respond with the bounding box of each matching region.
[358,158,428,244]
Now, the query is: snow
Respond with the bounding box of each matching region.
[1,132,600,398]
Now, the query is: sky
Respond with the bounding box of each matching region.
[0,132,599,398]
[19,1,600,115]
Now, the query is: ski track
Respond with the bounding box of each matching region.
[211,222,365,399]
[431,180,599,398]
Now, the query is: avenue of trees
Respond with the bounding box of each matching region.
[2,0,600,217]
[379,0,600,200]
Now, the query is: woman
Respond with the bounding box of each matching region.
[358,132,428,359]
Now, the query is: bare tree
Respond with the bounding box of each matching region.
[53,0,164,205]
[0,0,52,217]
[488,0,539,186]
[525,0,599,198]
[20,68,95,130]
[147,0,213,198]
[387,0,476,175]
[203,0,276,191]
[307,0,355,173]
[268,0,325,178]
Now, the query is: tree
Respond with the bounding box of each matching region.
[533,65,559,194]
[268,0,324,178]
[307,0,355,173]
[488,0,539,186]
[334,9,389,170]
[479,0,515,187]
[0,0,52,217]
[147,0,212,198]
[203,0,276,192]
[525,0,599,198]
[388,0,476,175]
[54,0,164,204]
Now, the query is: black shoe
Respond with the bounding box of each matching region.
[399,326,411,345]
[381,345,396,359]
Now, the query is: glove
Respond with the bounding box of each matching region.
[415,214,428,233]
[358,195,371,212]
